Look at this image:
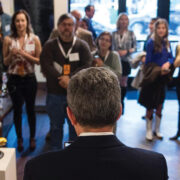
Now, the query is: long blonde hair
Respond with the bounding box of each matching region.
[116,13,129,31]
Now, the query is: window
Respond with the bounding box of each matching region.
[70,0,118,36]
[169,0,180,41]
[127,0,158,41]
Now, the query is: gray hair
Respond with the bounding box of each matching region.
[67,67,121,128]
[57,13,76,26]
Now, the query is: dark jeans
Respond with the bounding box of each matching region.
[7,74,37,139]
[46,93,77,149]
[176,80,180,134]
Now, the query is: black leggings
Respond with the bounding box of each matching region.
[7,74,37,139]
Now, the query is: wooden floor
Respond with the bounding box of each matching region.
[5,88,180,180]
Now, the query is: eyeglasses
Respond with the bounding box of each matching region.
[99,37,111,43]
[61,23,74,27]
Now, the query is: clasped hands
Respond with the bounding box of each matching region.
[118,48,135,57]
[58,75,70,89]
[10,48,27,58]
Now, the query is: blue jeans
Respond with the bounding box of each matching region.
[46,93,77,148]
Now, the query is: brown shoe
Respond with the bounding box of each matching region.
[17,138,24,152]
[30,138,36,151]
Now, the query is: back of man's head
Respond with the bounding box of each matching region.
[67,67,121,128]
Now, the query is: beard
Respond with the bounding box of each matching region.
[60,30,74,41]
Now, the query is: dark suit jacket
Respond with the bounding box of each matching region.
[84,17,97,40]
[23,135,168,180]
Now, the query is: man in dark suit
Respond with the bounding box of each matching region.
[84,5,97,40]
[23,67,168,180]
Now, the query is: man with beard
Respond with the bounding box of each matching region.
[40,13,92,150]
[49,10,96,52]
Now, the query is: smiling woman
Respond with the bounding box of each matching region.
[2,9,42,152]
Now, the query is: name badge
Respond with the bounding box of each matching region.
[53,62,62,74]
[5,25,10,32]
[63,64,71,75]
[25,44,35,52]
[69,53,79,62]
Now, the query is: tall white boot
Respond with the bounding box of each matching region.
[146,118,153,141]
[154,115,163,139]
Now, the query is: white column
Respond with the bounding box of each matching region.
[0,148,17,180]
[1,0,14,15]
[53,0,68,28]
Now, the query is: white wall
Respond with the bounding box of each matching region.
[1,0,14,15]
[53,0,68,28]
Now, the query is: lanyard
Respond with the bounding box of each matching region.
[57,36,77,59]
[104,50,110,62]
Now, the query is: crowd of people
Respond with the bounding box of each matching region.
[1,4,180,151]
[1,2,180,178]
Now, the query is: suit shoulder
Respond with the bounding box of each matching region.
[25,150,65,169]
[77,27,93,36]
[76,37,89,47]
[130,147,166,163]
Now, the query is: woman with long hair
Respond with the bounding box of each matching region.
[112,13,136,114]
[3,9,42,151]
[139,18,174,141]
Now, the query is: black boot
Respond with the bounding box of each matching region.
[170,110,180,140]
[121,87,127,115]
[169,131,180,140]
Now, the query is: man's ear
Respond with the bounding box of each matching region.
[116,104,122,121]
[67,106,77,126]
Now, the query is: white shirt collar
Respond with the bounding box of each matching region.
[79,132,114,136]
[85,15,90,20]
